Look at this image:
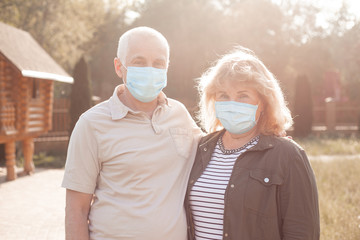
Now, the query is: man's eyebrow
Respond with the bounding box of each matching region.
[154,58,166,63]
[130,55,146,61]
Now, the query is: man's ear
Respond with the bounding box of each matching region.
[114,58,125,79]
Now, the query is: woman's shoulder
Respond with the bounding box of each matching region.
[262,135,306,155]
[199,130,223,144]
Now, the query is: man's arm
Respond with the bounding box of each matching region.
[65,189,93,240]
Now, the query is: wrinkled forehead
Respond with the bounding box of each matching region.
[127,32,169,57]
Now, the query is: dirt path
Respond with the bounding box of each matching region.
[0,168,65,240]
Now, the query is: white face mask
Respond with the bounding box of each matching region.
[125,66,167,102]
[215,101,258,134]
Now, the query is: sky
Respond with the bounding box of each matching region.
[311,0,360,26]
[125,0,360,29]
[314,0,360,16]
[271,0,360,32]
[273,0,360,19]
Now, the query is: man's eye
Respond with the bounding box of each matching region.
[134,61,145,65]
[154,62,166,69]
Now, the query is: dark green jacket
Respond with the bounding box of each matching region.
[185,130,320,240]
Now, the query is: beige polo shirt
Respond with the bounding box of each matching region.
[62,85,202,240]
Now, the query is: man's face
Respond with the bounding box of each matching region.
[121,34,168,81]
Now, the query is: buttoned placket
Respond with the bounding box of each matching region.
[151,116,161,134]
[150,104,165,134]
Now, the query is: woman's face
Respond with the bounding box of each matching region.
[215,80,264,121]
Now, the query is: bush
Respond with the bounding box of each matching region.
[17,152,66,169]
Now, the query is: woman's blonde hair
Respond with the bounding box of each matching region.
[197,46,293,136]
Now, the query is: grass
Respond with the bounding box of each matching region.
[311,159,360,240]
[294,135,360,240]
[294,135,360,156]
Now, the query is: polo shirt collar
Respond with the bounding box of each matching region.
[109,84,170,120]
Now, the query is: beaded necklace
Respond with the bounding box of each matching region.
[218,133,260,154]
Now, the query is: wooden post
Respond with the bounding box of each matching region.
[22,137,35,175]
[325,98,336,132]
[5,141,16,181]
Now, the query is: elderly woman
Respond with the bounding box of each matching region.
[185,47,320,240]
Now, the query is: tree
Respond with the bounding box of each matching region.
[130,0,290,109]
[0,0,121,98]
[69,57,92,134]
[87,0,129,99]
[293,75,313,137]
[0,0,108,72]
[338,23,360,132]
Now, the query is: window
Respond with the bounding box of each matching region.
[32,78,40,99]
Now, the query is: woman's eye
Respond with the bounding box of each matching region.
[238,94,249,99]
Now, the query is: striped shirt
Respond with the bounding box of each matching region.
[189,135,259,240]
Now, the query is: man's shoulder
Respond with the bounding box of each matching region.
[167,98,192,113]
[80,100,111,121]
[167,98,185,107]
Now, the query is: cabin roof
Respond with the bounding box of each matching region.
[0,22,73,83]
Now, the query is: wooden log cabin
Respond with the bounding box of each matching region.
[0,22,73,181]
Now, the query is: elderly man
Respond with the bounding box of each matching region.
[62,27,202,240]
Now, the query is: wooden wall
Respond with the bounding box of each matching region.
[0,54,54,143]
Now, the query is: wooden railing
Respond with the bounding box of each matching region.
[312,100,359,133]
[35,98,359,142]
[35,98,70,142]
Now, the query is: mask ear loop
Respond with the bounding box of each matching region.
[117,57,127,70]
[119,60,127,84]
[256,110,263,122]
[122,63,127,70]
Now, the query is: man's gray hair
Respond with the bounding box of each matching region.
[117,26,170,65]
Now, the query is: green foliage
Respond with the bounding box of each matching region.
[131,0,291,106]
[121,0,360,111]
[15,152,66,169]
[87,1,128,99]
[32,152,66,168]
[0,0,108,71]
[0,0,124,97]
[1,0,359,116]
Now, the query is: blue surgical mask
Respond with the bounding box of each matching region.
[215,101,258,134]
[125,66,167,102]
